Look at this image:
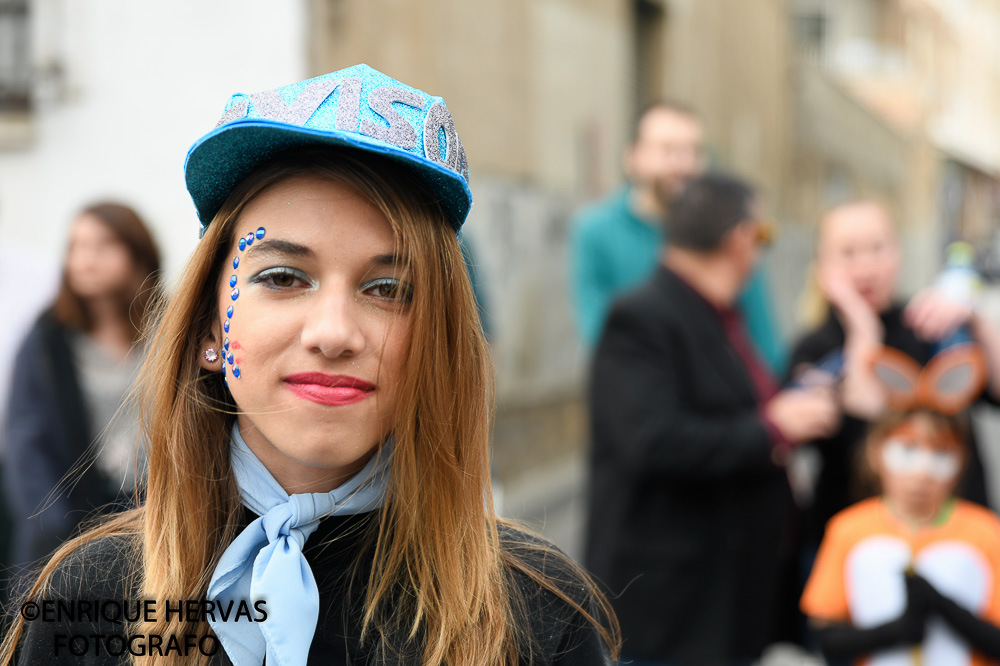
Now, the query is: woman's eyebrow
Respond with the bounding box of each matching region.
[371,253,405,267]
[244,239,314,260]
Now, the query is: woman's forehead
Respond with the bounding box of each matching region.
[819,202,896,249]
[233,176,396,251]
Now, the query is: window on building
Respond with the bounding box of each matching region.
[0,0,31,113]
[633,0,666,112]
[792,0,828,64]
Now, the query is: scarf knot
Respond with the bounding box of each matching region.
[260,494,329,546]
[207,423,391,666]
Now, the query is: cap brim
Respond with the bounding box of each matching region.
[184,119,472,233]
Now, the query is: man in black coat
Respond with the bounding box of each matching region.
[585,173,839,665]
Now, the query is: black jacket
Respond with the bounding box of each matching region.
[3,311,129,566]
[585,266,793,663]
[13,509,610,665]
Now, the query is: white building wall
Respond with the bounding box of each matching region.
[0,0,309,280]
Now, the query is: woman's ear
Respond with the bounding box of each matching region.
[198,318,223,372]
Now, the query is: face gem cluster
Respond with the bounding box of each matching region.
[222,226,266,384]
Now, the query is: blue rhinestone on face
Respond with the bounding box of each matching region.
[226,305,234,318]
[223,319,230,333]
[246,233,254,246]
[223,338,229,351]
[238,238,246,251]
[229,275,238,288]
[232,365,241,379]
[230,288,239,301]
[227,352,234,365]
[255,227,266,240]
[233,256,239,270]
[222,364,226,377]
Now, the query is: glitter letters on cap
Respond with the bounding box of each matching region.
[184,64,472,237]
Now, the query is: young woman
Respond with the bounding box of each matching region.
[4,202,160,567]
[2,64,617,665]
[802,344,1000,665]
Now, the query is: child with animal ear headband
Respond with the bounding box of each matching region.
[802,341,1000,665]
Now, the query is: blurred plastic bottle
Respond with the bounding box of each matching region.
[933,241,982,353]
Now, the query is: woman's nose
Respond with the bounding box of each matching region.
[299,288,366,358]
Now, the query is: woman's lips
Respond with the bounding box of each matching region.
[283,372,374,406]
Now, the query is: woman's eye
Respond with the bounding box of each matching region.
[363,278,413,303]
[250,268,311,290]
[271,273,296,288]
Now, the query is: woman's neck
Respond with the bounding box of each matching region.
[85,296,134,359]
[237,417,376,495]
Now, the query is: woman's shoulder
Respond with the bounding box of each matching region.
[497,522,584,586]
[788,313,844,369]
[825,497,886,538]
[497,522,612,666]
[951,500,1000,542]
[13,533,139,665]
[36,532,139,601]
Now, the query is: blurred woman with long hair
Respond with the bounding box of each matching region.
[3,201,160,566]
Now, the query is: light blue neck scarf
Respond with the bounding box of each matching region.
[207,423,391,666]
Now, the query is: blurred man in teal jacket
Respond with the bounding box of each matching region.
[570,101,785,372]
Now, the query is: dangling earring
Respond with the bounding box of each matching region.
[204,347,219,363]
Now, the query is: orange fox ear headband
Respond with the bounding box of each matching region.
[870,344,987,415]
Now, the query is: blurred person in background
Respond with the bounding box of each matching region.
[568,101,785,372]
[788,201,1000,567]
[3,202,161,568]
[801,348,1000,665]
[586,173,839,665]
[0,244,58,624]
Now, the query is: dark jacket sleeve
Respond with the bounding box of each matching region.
[14,535,136,666]
[591,300,774,482]
[500,524,613,666]
[550,605,611,666]
[4,323,82,563]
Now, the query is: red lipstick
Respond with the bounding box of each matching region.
[283,372,375,406]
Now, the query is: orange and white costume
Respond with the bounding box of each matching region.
[802,497,1000,665]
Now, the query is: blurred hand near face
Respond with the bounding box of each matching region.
[765,386,841,444]
[904,288,974,343]
[817,263,888,419]
[817,264,883,343]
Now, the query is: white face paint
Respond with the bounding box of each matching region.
[882,438,961,482]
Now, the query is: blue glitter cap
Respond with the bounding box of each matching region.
[185,63,472,237]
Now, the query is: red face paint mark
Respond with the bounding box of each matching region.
[230,341,243,350]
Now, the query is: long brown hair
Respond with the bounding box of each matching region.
[2,148,618,665]
[50,201,162,343]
